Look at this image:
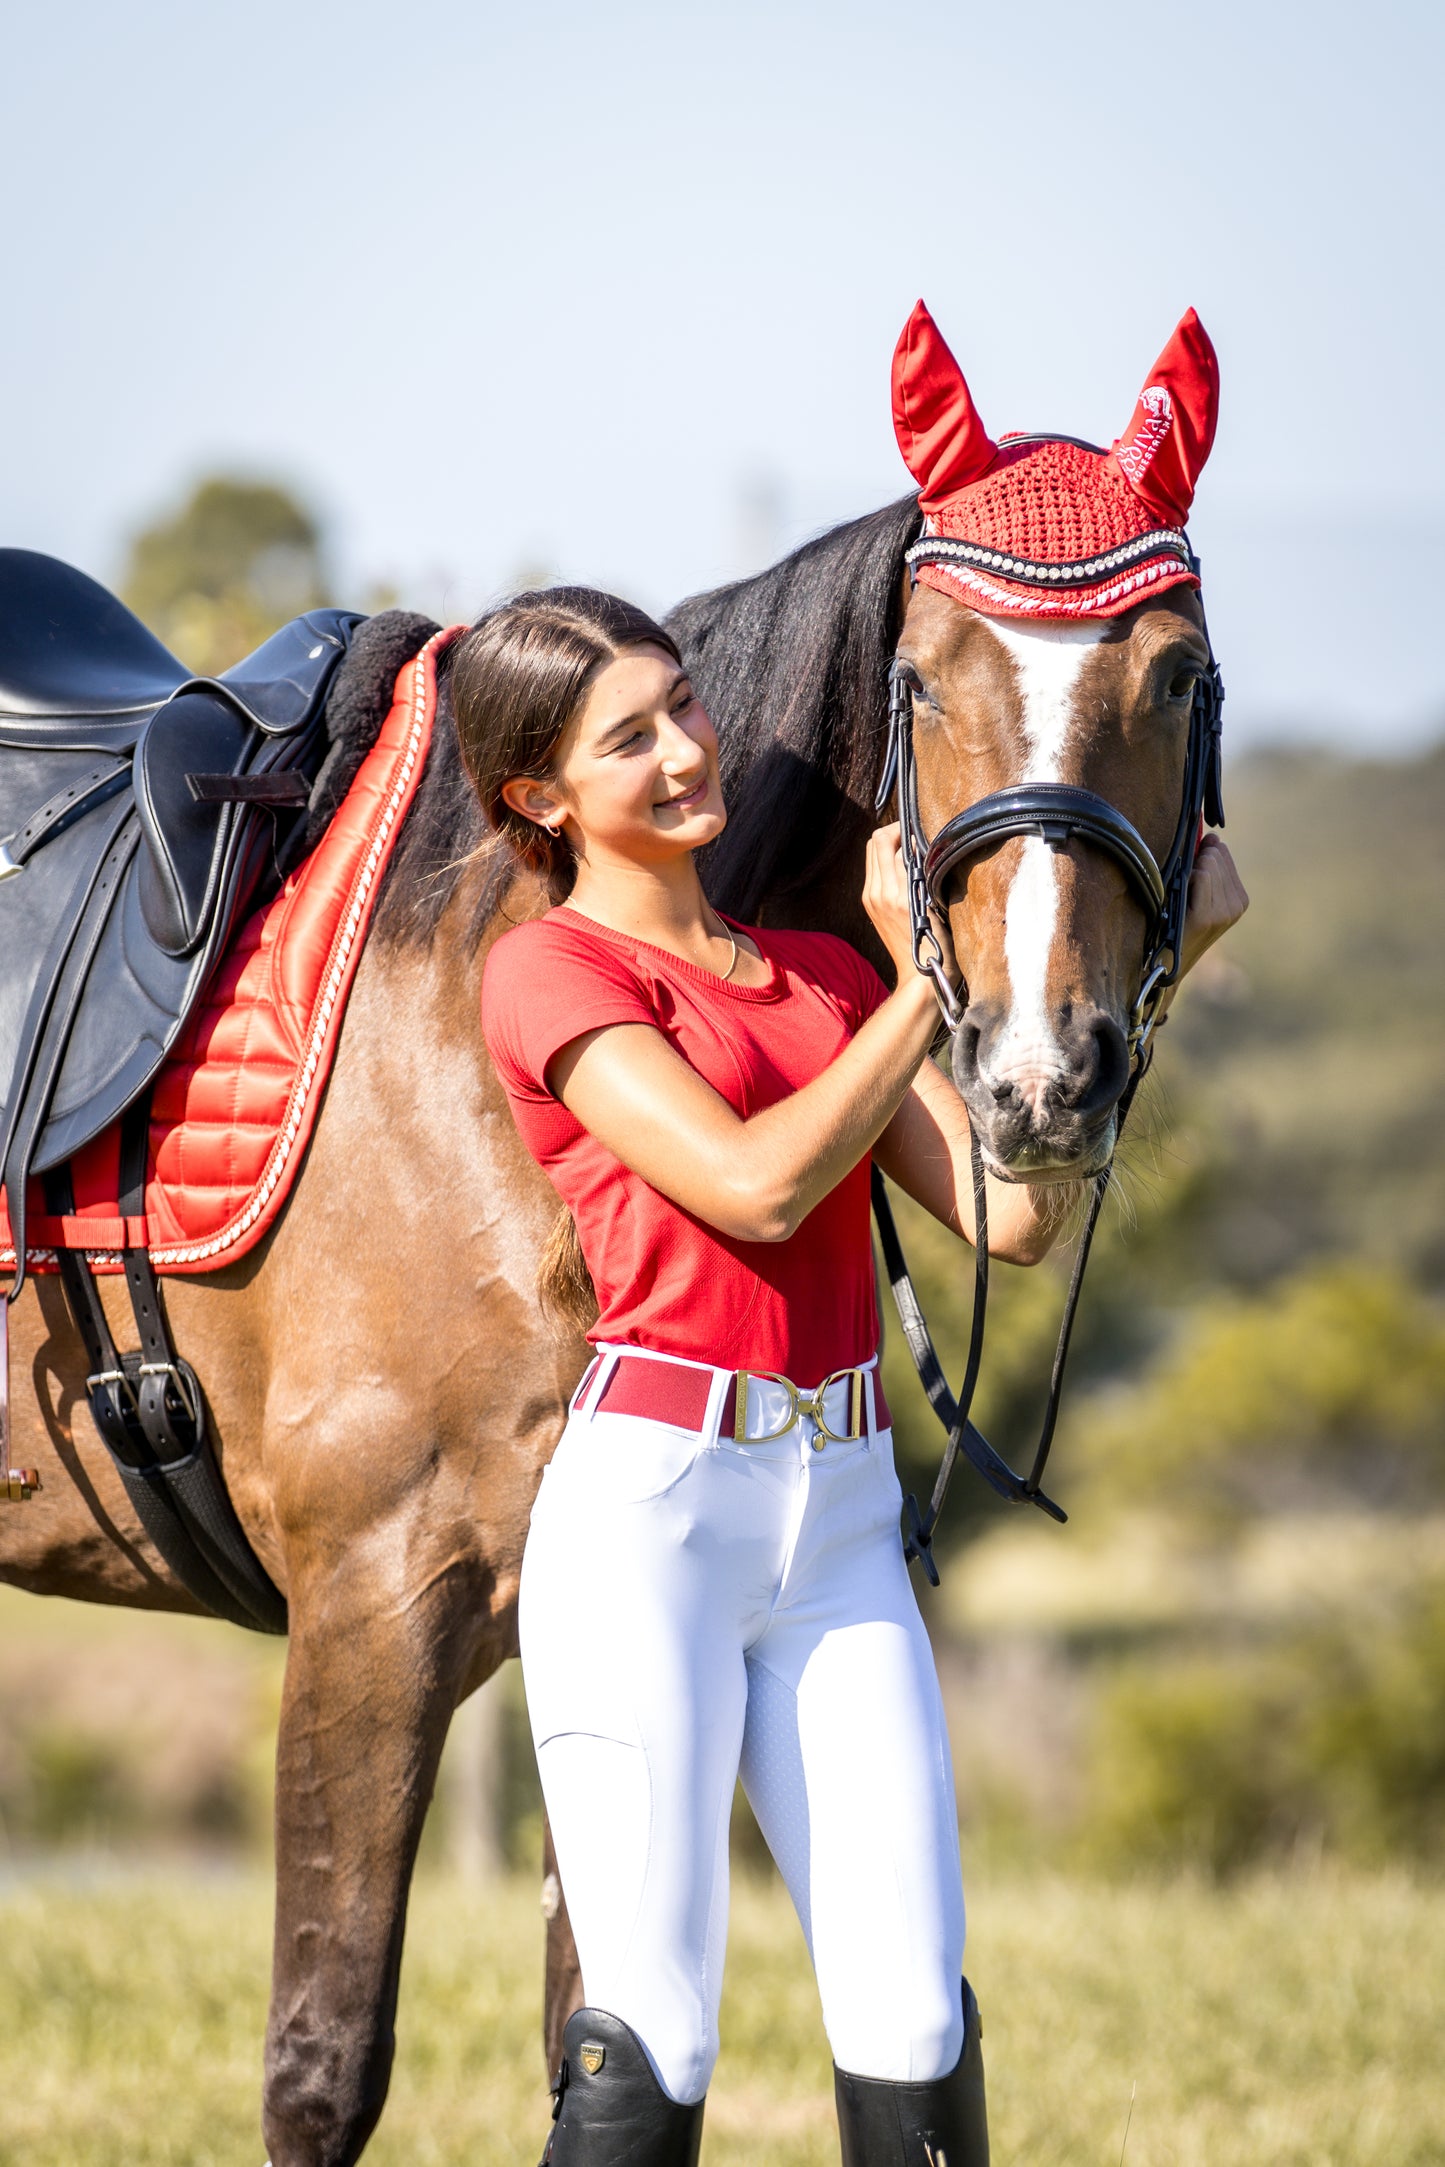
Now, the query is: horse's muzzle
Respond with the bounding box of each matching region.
[949,1001,1130,1178]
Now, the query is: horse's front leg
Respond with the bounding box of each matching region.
[261,1537,495,2167]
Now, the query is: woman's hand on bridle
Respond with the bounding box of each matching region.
[863,822,960,993]
[1179,832,1249,978]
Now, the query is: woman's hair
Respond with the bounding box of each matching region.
[455,586,681,1338]
[451,585,683,906]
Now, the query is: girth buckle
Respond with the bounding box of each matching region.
[87,1364,142,1416]
[137,1358,203,1431]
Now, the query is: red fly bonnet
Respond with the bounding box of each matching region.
[892,299,1219,620]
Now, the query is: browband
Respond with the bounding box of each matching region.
[905,528,1194,591]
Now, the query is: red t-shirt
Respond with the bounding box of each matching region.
[481,906,890,1384]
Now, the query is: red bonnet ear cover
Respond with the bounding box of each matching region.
[891,300,998,512]
[1110,307,1220,526]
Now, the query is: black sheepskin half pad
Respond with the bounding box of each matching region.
[301,610,441,854]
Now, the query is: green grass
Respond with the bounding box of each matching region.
[0,1865,1442,2164]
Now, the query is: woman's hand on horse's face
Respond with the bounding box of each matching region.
[1180,833,1249,976]
[863,822,957,987]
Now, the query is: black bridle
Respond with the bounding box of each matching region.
[873,526,1224,1578]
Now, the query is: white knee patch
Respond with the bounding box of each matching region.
[537,1733,652,2000]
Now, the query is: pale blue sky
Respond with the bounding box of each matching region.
[4,0,1442,747]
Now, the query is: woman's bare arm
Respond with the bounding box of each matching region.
[550,823,941,1243]
[551,968,939,1244]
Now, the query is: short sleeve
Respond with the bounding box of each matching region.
[749,925,891,1038]
[837,943,891,1031]
[482,919,660,1103]
[794,930,891,1033]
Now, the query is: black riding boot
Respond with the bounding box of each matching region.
[540,2007,705,2167]
[833,1978,988,2167]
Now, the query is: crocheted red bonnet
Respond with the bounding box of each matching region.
[892,301,1220,620]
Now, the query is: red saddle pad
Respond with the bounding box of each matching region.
[1,626,463,1278]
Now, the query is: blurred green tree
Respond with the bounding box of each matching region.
[1081,1575,1445,1874]
[120,476,330,675]
[1074,1261,1445,1524]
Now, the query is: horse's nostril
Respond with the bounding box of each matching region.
[1070,1010,1130,1116]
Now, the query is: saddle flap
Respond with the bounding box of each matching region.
[133,691,250,956]
[132,609,360,955]
[213,609,365,734]
[0,550,187,722]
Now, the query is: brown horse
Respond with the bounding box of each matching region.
[0,482,1213,2161]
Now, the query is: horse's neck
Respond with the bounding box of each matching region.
[722,731,884,966]
[755,857,875,954]
[345,857,521,1091]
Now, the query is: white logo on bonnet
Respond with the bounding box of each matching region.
[1115,386,1173,485]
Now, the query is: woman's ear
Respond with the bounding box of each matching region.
[501,775,565,830]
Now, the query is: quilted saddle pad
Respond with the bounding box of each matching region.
[1,626,462,1277]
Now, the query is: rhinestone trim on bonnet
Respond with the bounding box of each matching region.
[906,524,1193,589]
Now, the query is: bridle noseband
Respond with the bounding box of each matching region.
[872,527,1225,1571]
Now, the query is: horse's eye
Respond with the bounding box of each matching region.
[1166,666,1198,702]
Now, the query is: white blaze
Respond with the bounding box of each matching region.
[980,617,1108,1102]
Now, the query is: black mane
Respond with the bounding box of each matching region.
[667,493,921,919]
[375,646,520,949]
[354,493,921,948]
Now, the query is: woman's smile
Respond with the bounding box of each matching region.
[657,776,710,812]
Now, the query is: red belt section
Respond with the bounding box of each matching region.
[574,1353,890,1439]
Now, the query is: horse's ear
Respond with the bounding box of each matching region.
[892,300,998,509]
[1111,308,1220,524]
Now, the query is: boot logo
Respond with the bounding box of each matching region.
[579,2042,606,2075]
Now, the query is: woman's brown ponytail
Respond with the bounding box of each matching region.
[536,1207,601,1335]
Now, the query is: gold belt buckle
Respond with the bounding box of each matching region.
[733,1367,865,1449]
[809,1367,866,1447]
[733,1370,799,1444]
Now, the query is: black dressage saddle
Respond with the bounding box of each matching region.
[0,549,363,1283]
[0,549,363,1630]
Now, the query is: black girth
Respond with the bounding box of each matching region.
[873,534,1225,1576]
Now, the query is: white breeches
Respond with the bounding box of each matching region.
[519,1344,966,2105]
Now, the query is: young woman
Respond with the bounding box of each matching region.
[468,586,1246,2167]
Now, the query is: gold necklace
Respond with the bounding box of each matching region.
[718,922,739,981]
